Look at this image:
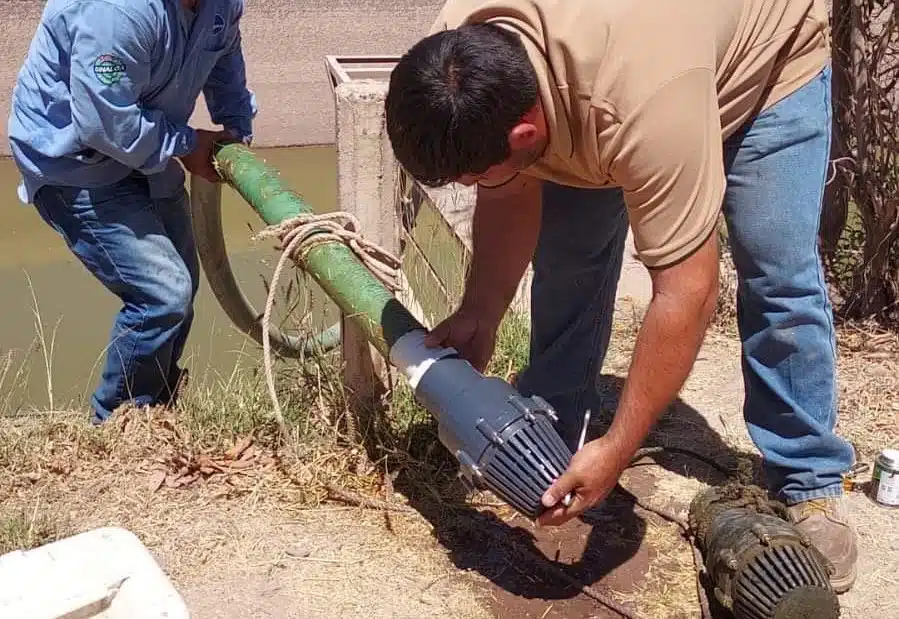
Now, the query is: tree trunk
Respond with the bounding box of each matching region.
[844,0,899,320]
[821,0,852,260]
[850,216,899,317]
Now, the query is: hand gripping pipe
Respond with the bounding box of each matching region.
[202,144,573,519]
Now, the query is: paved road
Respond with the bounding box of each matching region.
[0,0,442,155]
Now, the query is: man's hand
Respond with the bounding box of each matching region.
[178,129,232,183]
[536,435,632,526]
[424,305,499,372]
[535,230,721,528]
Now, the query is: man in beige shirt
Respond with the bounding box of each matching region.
[385,0,858,591]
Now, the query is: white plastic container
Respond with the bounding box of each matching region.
[0,526,189,618]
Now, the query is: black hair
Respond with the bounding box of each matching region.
[385,22,539,187]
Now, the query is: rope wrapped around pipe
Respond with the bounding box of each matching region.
[252,210,404,434]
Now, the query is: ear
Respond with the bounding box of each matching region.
[508,104,543,151]
[508,120,540,151]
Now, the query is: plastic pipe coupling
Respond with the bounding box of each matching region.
[390,330,573,519]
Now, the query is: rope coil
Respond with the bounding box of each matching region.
[254,211,402,292]
[252,210,403,434]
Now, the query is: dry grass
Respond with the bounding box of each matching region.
[1,248,895,617]
[0,399,491,619]
[0,311,529,619]
[631,518,698,619]
[712,229,740,338]
[834,323,899,460]
[0,311,533,556]
[0,505,67,556]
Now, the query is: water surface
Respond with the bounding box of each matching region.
[0,146,341,413]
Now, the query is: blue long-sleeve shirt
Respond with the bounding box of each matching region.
[8,0,258,203]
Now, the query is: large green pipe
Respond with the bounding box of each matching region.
[213,143,424,356]
[212,145,583,528]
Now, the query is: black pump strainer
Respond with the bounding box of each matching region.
[412,354,573,519]
[735,535,838,619]
[476,406,573,517]
[689,485,840,619]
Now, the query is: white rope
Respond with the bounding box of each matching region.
[252,211,402,434]
[826,156,856,185]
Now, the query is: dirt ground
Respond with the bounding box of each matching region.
[1,247,897,619]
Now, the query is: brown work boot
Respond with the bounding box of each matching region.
[786,496,858,594]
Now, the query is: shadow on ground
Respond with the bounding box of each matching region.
[589,375,765,487]
[398,481,649,618]
[390,373,765,618]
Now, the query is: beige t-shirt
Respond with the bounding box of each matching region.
[429,0,831,267]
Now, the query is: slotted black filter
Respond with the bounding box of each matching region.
[412,355,574,519]
[479,413,574,518]
[735,543,839,619]
[688,486,840,619]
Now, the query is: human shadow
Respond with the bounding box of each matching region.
[391,372,766,613]
[588,373,766,490]
[394,464,650,607]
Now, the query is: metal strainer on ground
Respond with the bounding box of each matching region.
[689,485,840,619]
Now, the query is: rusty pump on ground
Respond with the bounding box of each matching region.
[688,485,840,619]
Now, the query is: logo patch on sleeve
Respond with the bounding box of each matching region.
[94,54,126,86]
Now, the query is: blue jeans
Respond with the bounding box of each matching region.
[516,65,855,505]
[32,175,200,423]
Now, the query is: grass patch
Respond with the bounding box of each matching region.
[0,508,67,556]
[0,310,536,555]
[489,309,531,380]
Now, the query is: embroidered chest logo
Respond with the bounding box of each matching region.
[212,14,225,34]
[93,54,126,86]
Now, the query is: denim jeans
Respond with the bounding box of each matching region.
[32,175,200,423]
[515,65,855,505]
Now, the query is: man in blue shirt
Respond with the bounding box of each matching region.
[8,0,257,423]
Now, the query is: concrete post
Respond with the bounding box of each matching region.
[333,80,402,412]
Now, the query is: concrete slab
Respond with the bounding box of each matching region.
[330,78,407,405]
[333,80,400,256]
[0,527,189,619]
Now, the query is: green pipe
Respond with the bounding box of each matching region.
[213,143,425,356]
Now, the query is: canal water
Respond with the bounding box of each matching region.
[0,146,346,414]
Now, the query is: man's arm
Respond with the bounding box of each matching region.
[608,232,719,456]
[68,4,196,173]
[461,174,543,323]
[423,173,541,369]
[538,233,720,525]
[538,67,726,525]
[202,6,258,144]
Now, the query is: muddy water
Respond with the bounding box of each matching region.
[0,146,343,413]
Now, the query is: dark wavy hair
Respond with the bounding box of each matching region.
[385,23,539,187]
